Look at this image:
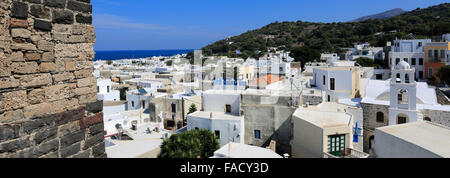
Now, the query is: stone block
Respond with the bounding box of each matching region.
[37,40,54,52]
[11,28,31,39]
[23,102,53,119]
[52,10,74,24]
[0,110,24,124]
[10,18,28,28]
[79,112,102,129]
[0,77,19,89]
[39,62,56,72]
[44,84,72,102]
[53,72,75,82]
[11,62,39,74]
[77,77,95,87]
[18,73,52,88]
[11,2,28,19]
[28,88,46,104]
[0,90,27,111]
[34,19,52,31]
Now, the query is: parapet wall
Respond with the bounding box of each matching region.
[0,0,105,158]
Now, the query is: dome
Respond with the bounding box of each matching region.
[395,61,411,70]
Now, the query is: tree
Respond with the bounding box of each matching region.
[289,46,321,69]
[106,60,113,65]
[187,104,197,115]
[165,60,173,66]
[437,66,450,86]
[158,129,220,158]
[355,57,376,67]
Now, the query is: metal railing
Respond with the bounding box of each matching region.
[323,148,369,158]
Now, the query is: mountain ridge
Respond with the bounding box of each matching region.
[352,8,407,22]
[201,3,449,58]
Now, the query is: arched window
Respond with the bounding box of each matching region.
[424,117,431,122]
[398,89,408,105]
[397,114,409,124]
[369,136,375,149]
[396,73,401,83]
[376,112,384,123]
[405,74,410,83]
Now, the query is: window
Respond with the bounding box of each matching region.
[131,101,135,107]
[411,58,416,65]
[323,75,326,85]
[225,104,231,113]
[97,86,99,93]
[171,103,176,113]
[376,112,384,123]
[419,71,424,79]
[107,86,110,93]
[330,78,335,91]
[419,58,424,65]
[428,50,433,58]
[142,100,145,109]
[398,89,408,105]
[405,74,410,83]
[254,130,261,139]
[396,73,401,83]
[428,68,434,78]
[434,50,439,61]
[376,74,383,80]
[440,50,446,59]
[396,58,400,64]
[215,130,220,139]
[397,117,407,124]
[327,95,331,102]
[418,42,422,47]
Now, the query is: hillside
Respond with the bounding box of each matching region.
[201,3,450,58]
[352,8,406,22]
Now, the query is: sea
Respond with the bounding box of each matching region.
[94,49,194,61]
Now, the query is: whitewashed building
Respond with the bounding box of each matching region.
[310,67,361,102]
[97,79,120,101]
[389,39,431,81]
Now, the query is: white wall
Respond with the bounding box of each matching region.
[312,68,354,101]
[202,92,241,115]
[187,115,242,147]
[373,128,442,158]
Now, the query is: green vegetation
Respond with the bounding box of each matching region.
[437,66,450,86]
[289,46,320,69]
[158,129,220,158]
[187,104,197,115]
[106,60,113,65]
[165,60,173,66]
[202,3,449,58]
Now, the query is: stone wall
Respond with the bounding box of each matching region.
[0,0,105,158]
[421,109,450,128]
[361,103,389,153]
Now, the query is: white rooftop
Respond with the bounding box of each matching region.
[362,79,438,105]
[212,143,283,158]
[189,111,243,121]
[293,102,352,128]
[377,122,450,157]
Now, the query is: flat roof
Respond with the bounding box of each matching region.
[315,66,359,71]
[212,143,283,158]
[377,122,450,157]
[189,111,243,121]
[203,89,243,95]
[293,103,352,128]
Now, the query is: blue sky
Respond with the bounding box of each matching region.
[93,0,448,51]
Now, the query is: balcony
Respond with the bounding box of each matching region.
[323,148,370,158]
